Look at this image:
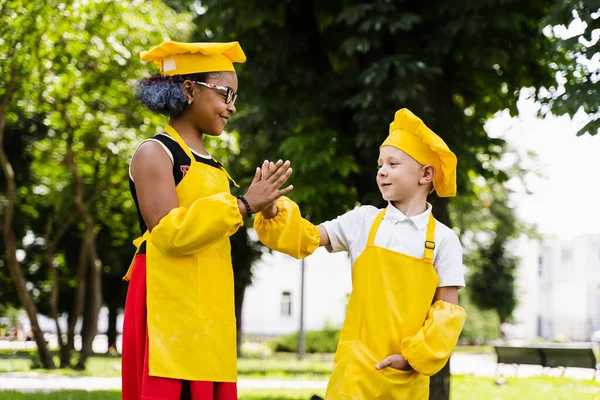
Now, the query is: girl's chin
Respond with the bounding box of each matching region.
[204,130,223,137]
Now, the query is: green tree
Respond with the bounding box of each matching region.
[189,0,599,398]
[1,0,191,369]
[0,0,57,369]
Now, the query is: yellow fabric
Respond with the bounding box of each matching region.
[381,108,457,197]
[400,300,467,376]
[124,125,243,382]
[325,209,440,400]
[140,41,246,75]
[253,197,320,259]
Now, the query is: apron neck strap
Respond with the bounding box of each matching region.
[423,212,436,262]
[219,164,240,188]
[164,124,196,163]
[164,125,239,188]
[366,209,387,247]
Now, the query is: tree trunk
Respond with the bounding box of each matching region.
[43,215,74,368]
[234,283,246,357]
[106,301,119,354]
[44,243,68,367]
[429,361,451,400]
[66,233,91,357]
[64,126,93,368]
[428,194,452,399]
[76,224,102,369]
[0,74,55,369]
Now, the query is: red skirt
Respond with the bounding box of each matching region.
[122,254,238,400]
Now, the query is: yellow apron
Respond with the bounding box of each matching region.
[325,209,439,400]
[125,125,242,382]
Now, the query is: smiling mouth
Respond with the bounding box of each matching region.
[220,116,228,124]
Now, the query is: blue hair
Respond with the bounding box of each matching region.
[135,72,222,117]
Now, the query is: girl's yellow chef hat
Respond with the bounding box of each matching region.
[140,41,246,75]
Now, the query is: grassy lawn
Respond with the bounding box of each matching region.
[0,353,121,377]
[451,375,600,400]
[238,355,331,379]
[0,352,332,379]
[0,391,121,400]
[453,345,494,354]
[0,376,598,400]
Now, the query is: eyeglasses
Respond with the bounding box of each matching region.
[193,81,237,105]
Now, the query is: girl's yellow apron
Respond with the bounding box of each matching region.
[325,209,439,399]
[124,125,242,382]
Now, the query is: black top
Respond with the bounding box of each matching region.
[129,133,222,254]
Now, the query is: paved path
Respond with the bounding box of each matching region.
[1,353,597,392]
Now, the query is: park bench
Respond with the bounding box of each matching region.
[494,344,599,379]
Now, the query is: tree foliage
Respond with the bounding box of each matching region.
[0,0,191,368]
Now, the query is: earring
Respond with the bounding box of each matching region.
[187,99,192,105]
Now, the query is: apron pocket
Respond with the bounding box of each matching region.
[340,362,384,399]
[197,257,235,321]
[379,367,417,399]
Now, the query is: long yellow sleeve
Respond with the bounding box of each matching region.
[400,300,467,376]
[150,193,243,257]
[253,197,320,259]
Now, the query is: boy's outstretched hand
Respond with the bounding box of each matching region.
[375,354,413,371]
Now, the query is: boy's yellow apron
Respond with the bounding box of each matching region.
[325,209,439,399]
[124,125,241,382]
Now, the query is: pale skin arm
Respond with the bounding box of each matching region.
[375,286,459,371]
[260,160,332,247]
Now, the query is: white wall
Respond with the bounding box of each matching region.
[242,247,352,336]
[511,236,540,340]
[537,234,600,341]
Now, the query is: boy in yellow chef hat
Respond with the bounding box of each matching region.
[255,108,467,400]
[122,41,293,400]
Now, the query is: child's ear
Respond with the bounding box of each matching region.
[420,164,436,185]
[182,79,195,103]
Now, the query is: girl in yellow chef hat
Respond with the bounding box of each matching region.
[121,41,293,400]
[255,108,467,400]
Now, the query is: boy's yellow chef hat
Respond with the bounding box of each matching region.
[380,108,457,197]
[140,41,246,76]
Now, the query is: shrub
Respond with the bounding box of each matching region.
[271,327,341,353]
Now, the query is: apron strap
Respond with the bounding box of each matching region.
[216,161,240,188]
[164,124,197,163]
[164,125,240,188]
[366,209,387,247]
[423,212,436,263]
[123,232,150,280]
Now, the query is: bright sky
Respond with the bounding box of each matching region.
[486,95,600,241]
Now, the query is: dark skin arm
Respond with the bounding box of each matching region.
[130,141,178,231]
[131,141,294,232]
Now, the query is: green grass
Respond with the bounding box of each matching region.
[453,345,494,354]
[238,389,324,399]
[238,355,332,379]
[0,390,324,400]
[0,352,332,379]
[450,375,600,400]
[0,376,598,400]
[0,347,493,379]
[0,391,121,400]
[0,354,121,377]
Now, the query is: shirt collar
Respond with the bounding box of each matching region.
[384,202,432,229]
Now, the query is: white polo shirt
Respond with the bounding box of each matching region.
[321,203,466,288]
